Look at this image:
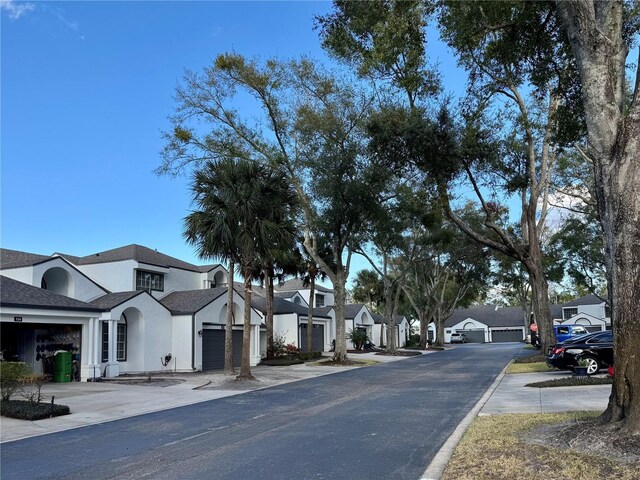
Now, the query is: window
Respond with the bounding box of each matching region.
[101,317,127,362]
[315,293,325,307]
[136,270,164,292]
[605,306,611,317]
[557,326,570,334]
[563,308,578,320]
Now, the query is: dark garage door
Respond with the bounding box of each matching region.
[299,323,324,352]
[460,329,485,343]
[491,329,523,342]
[202,329,243,371]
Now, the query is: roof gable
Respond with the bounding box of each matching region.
[160,288,228,314]
[562,294,606,307]
[0,276,103,312]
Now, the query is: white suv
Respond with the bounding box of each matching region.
[450,333,468,343]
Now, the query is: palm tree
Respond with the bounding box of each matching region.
[186,158,298,380]
[297,242,331,353]
[184,164,242,375]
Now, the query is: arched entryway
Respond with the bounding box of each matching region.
[41,267,73,297]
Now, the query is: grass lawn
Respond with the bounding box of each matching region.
[442,412,639,480]
[507,361,556,374]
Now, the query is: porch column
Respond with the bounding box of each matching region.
[250,325,260,366]
[80,318,101,381]
[106,319,119,378]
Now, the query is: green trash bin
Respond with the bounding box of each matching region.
[53,351,72,383]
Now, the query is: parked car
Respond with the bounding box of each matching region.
[450,333,468,344]
[529,324,588,347]
[546,330,612,375]
[553,325,589,343]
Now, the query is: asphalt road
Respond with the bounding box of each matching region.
[1,343,523,480]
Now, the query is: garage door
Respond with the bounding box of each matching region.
[299,323,324,352]
[460,329,485,343]
[202,329,243,371]
[491,329,523,342]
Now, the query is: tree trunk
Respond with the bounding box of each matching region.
[434,317,445,348]
[224,258,235,375]
[265,265,274,359]
[527,259,555,354]
[557,0,640,434]
[332,273,349,363]
[419,312,428,349]
[385,282,400,354]
[237,271,255,380]
[307,275,315,352]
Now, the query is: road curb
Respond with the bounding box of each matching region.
[420,361,511,480]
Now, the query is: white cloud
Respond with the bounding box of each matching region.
[52,6,78,31]
[1,0,35,20]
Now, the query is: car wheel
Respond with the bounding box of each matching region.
[582,356,600,375]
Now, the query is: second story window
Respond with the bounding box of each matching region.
[315,293,325,307]
[136,270,164,293]
[563,307,578,320]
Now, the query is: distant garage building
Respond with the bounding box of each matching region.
[434,305,527,344]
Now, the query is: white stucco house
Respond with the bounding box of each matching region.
[371,313,409,348]
[274,278,335,309]
[552,294,610,332]
[0,245,270,380]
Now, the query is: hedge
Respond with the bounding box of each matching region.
[1,400,70,421]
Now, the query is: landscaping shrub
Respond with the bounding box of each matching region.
[22,374,50,403]
[260,358,304,366]
[0,362,31,401]
[1,399,70,420]
[268,331,288,358]
[297,351,322,361]
[347,329,368,350]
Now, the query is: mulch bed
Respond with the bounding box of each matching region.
[103,378,185,387]
[375,350,422,356]
[526,376,613,388]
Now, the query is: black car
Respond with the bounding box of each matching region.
[546,330,613,375]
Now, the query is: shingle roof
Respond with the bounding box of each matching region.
[314,306,333,316]
[344,304,366,320]
[274,278,333,293]
[250,296,330,317]
[445,305,526,328]
[562,294,606,307]
[0,248,51,269]
[0,276,103,312]
[89,291,145,310]
[274,291,297,299]
[61,244,220,273]
[160,288,228,314]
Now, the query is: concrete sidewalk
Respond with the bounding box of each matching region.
[481,369,611,415]
[0,351,418,443]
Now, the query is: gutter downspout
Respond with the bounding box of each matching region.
[192,313,196,371]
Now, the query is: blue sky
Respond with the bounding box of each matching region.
[1,0,465,285]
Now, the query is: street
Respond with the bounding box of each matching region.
[1,343,522,480]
